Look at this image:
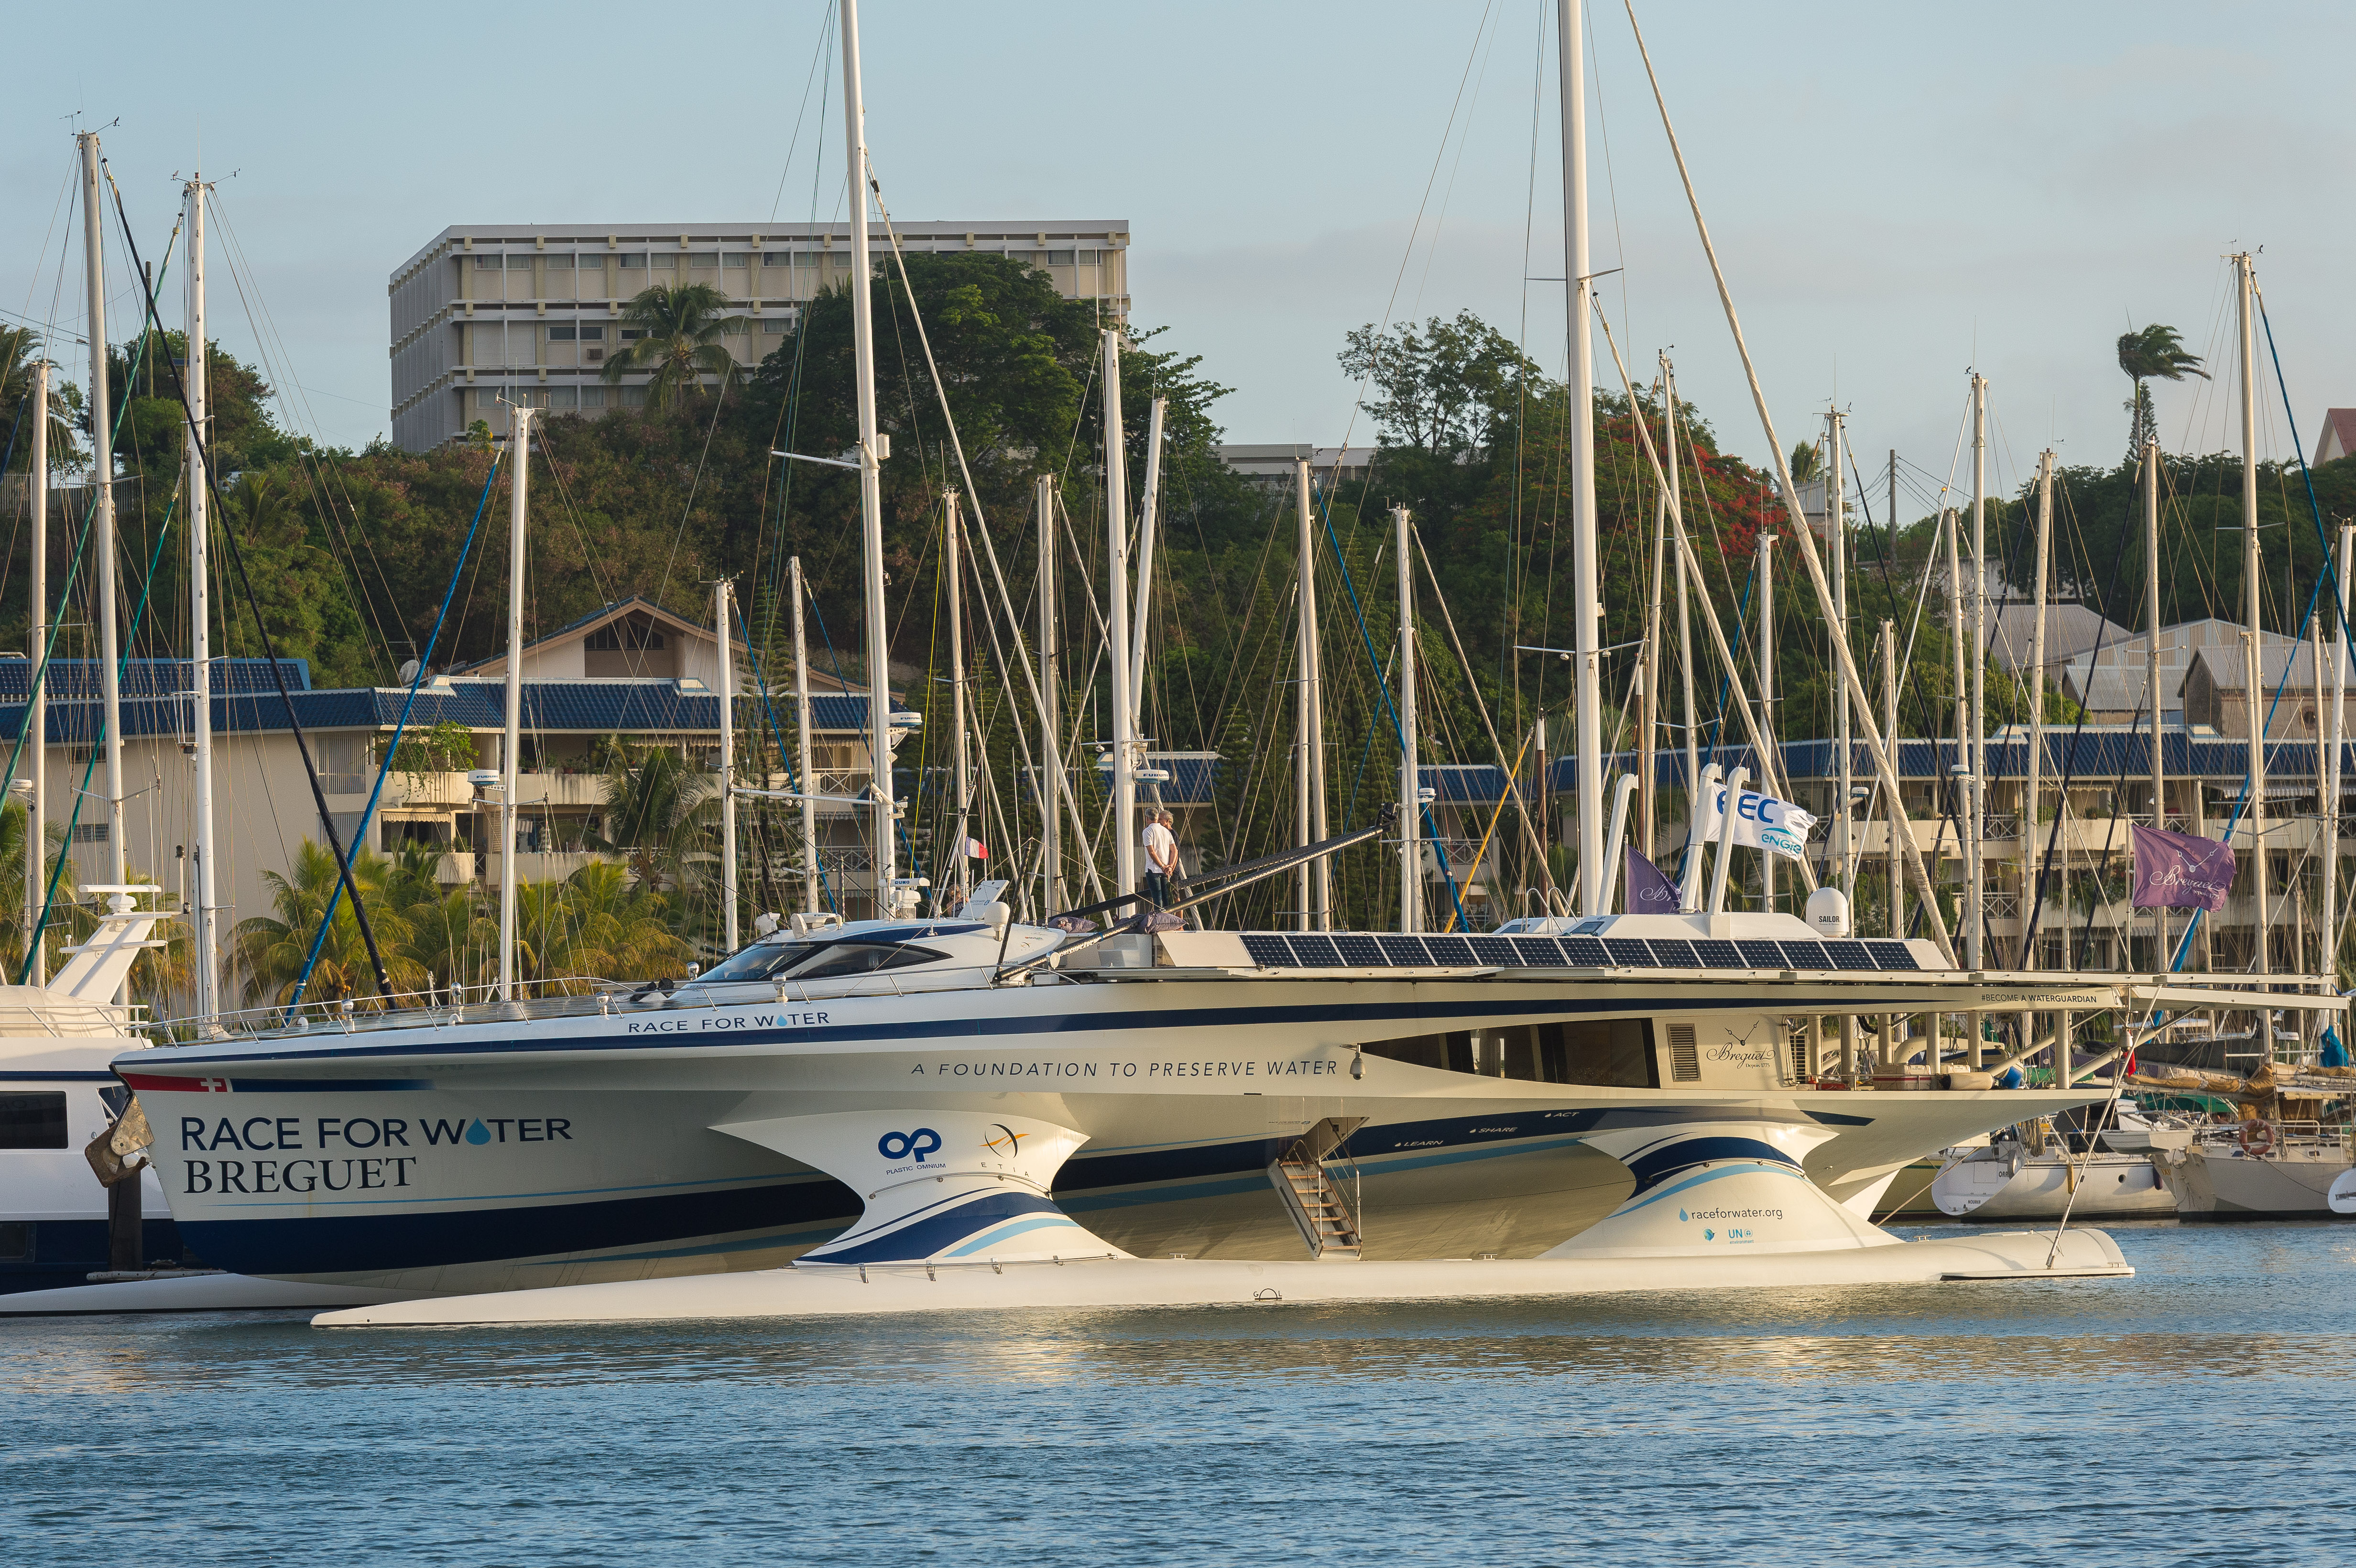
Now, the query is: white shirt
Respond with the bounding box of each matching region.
[1142,821,1178,873]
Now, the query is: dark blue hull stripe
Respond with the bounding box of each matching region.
[809,1192,1065,1265]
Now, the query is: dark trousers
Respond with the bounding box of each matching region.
[1140,870,1171,910]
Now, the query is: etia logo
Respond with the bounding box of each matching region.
[877,1128,942,1161]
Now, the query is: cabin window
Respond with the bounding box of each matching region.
[0,1091,67,1150]
[1360,1018,1658,1088]
[0,1222,27,1257]
[789,943,946,981]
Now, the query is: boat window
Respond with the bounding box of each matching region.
[1359,1019,1658,1088]
[699,940,814,983]
[0,1091,67,1150]
[788,943,947,981]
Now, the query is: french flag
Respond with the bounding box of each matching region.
[963,838,987,860]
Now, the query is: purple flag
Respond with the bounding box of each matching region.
[1625,847,1682,914]
[2130,822,2235,912]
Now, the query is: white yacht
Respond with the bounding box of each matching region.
[1929,1106,2180,1221]
[111,901,2198,1299]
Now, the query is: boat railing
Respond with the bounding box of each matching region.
[131,978,645,1045]
[2190,1120,2350,1155]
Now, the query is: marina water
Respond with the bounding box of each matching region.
[7,1221,2352,1565]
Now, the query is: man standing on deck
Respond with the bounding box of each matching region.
[1142,807,1178,912]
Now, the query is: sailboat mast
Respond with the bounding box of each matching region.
[2236,253,2268,984]
[1967,375,1988,970]
[24,359,45,984]
[945,491,971,907]
[715,577,738,950]
[1129,398,1166,706]
[1757,529,1774,911]
[1103,330,1137,902]
[1830,409,1851,897]
[1559,0,1605,915]
[790,556,818,915]
[1293,458,1326,930]
[186,174,219,1019]
[1669,359,1698,891]
[2145,442,2165,968]
[498,406,531,1001]
[77,133,127,901]
[2331,523,2350,986]
[1035,476,1061,915]
[2023,448,2051,969]
[1640,370,1666,860]
[842,0,896,915]
[1397,504,1421,933]
[1882,618,1901,938]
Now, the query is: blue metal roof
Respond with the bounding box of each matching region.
[0,657,308,700]
[0,679,876,744]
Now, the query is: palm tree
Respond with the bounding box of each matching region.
[588,737,715,894]
[0,326,85,471]
[231,840,425,1010]
[2117,323,2208,462]
[556,861,692,981]
[0,801,82,980]
[600,284,750,411]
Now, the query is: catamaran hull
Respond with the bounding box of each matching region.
[2159,1144,2356,1220]
[120,976,2110,1296]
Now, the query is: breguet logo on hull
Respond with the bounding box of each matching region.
[173,1111,574,1198]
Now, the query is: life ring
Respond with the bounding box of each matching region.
[2238,1120,2277,1158]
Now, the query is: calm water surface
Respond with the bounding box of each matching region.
[5,1221,2353,1566]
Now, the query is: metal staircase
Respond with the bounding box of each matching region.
[1269,1116,1365,1259]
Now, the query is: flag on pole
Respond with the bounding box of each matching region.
[2128,822,2233,911]
[963,837,988,861]
[1624,847,1681,913]
[1695,783,1818,860]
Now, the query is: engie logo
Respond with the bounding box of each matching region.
[877,1128,941,1161]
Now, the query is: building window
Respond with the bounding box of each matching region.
[69,822,109,843]
[549,387,578,409]
[619,254,647,270]
[1046,250,1075,265]
[547,325,576,341]
[579,386,606,409]
[763,318,791,335]
[474,254,505,270]
[721,252,751,268]
[686,252,719,267]
[545,252,574,270]
[1076,250,1100,265]
[477,388,506,409]
[621,387,647,408]
[762,251,794,269]
[619,328,649,341]
[578,326,605,341]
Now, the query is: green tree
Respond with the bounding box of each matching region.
[2116,323,2207,461]
[0,327,85,470]
[230,841,426,1009]
[589,738,715,894]
[601,284,750,410]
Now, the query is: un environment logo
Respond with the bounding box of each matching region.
[877,1128,942,1161]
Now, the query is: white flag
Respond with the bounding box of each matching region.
[1697,784,1817,860]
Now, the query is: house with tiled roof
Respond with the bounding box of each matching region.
[2314,409,2356,466]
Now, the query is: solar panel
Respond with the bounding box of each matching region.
[1560,936,1611,967]
[1470,936,1522,967]
[1334,935,1386,967]
[1650,938,1702,969]
[1511,936,1568,967]
[1693,939,1742,968]
[1289,934,1345,967]
[1736,940,1788,969]
[1825,940,1876,971]
[1604,938,1655,967]
[1377,934,1433,966]
[1422,934,1478,966]
[1778,940,1831,970]
[1866,939,1920,971]
[1241,933,1296,967]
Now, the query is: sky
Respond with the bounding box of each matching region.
[5,0,2350,517]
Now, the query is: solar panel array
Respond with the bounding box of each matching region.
[1232,932,1923,971]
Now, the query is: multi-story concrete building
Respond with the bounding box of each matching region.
[389,220,1133,451]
